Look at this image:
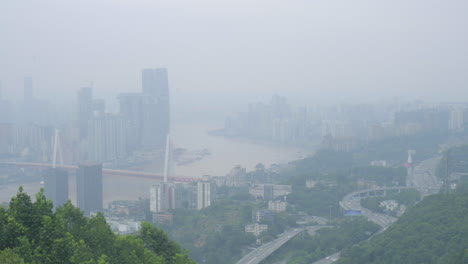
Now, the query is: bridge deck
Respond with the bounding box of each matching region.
[1,162,198,183]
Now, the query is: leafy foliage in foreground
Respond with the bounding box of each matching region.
[0,187,195,264]
[339,186,468,264]
[166,200,257,264]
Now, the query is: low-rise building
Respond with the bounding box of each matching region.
[249,184,292,199]
[152,212,174,226]
[380,200,398,211]
[245,223,268,237]
[252,209,274,223]
[305,180,317,188]
[268,200,287,212]
[371,160,388,167]
[106,218,141,235]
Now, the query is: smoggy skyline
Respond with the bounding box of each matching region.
[1,0,468,115]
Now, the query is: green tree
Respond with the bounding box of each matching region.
[0,188,196,264]
[0,248,25,264]
[138,222,182,263]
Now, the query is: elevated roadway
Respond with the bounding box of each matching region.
[236,226,329,264]
[313,156,443,264]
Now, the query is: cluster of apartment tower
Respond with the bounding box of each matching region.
[43,165,102,215]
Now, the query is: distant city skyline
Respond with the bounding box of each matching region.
[1,0,467,114]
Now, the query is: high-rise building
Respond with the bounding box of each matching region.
[118,92,168,150]
[174,183,197,209]
[22,77,35,124]
[150,184,163,213]
[150,183,176,213]
[197,181,212,210]
[92,99,106,116]
[0,124,13,154]
[0,92,12,124]
[449,109,465,131]
[118,93,145,151]
[76,164,103,215]
[117,68,170,151]
[141,96,164,149]
[77,87,93,140]
[142,68,169,99]
[24,77,34,102]
[141,68,170,148]
[43,168,69,209]
[87,114,126,163]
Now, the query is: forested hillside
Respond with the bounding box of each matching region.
[338,185,468,264]
[0,187,195,264]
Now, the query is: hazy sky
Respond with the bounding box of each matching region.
[1,0,467,115]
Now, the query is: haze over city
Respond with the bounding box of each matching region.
[2,0,468,116]
[1,1,468,264]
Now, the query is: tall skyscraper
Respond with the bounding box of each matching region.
[43,168,69,209]
[24,77,34,102]
[141,96,163,149]
[117,68,170,151]
[87,114,126,163]
[141,68,170,148]
[142,68,169,99]
[77,87,93,140]
[0,80,12,123]
[118,93,145,151]
[76,164,103,215]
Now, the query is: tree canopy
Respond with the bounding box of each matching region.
[0,187,195,264]
[338,185,468,264]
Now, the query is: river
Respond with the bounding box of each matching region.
[0,121,312,204]
[170,121,310,177]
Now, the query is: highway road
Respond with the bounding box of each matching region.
[312,252,340,264]
[236,226,328,264]
[313,156,444,264]
[410,156,443,197]
[236,228,303,264]
[340,191,397,229]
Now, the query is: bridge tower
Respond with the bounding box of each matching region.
[52,128,64,168]
[163,133,175,182]
[406,149,416,187]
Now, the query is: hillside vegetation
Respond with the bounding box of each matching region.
[0,187,195,264]
[338,185,468,264]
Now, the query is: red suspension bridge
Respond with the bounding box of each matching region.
[1,162,199,183]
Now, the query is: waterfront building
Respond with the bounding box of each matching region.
[117,68,170,151]
[77,87,93,140]
[118,93,145,151]
[76,164,103,215]
[141,68,170,149]
[43,168,69,209]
